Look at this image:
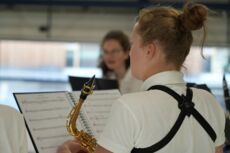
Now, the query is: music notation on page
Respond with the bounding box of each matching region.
[14,90,121,153]
[15,92,73,153]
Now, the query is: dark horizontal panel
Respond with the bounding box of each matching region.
[0,0,229,11]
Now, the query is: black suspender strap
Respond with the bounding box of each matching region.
[131,85,216,153]
[149,85,216,141]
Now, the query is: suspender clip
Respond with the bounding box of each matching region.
[178,94,195,117]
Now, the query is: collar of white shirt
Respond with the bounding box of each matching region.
[140,71,186,91]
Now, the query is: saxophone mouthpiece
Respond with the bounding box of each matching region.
[80,75,95,100]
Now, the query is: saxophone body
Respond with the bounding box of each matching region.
[66,75,97,153]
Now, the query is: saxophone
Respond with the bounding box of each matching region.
[66,75,97,153]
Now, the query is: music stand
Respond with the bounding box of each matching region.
[68,76,119,91]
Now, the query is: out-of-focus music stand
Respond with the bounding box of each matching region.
[187,82,212,93]
[68,76,119,91]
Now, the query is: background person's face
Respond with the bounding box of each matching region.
[102,39,128,71]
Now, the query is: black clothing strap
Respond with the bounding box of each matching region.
[148,85,216,141]
[131,85,216,153]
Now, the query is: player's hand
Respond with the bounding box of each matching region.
[56,140,87,153]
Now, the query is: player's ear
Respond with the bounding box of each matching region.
[144,41,156,60]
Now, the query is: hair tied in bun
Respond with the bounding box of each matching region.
[180,2,208,31]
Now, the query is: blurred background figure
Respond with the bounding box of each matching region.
[0,104,27,153]
[99,30,142,94]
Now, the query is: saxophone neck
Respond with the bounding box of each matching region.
[66,75,97,153]
[66,75,96,137]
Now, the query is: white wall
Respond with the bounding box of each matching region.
[0,7,135,42]
[0,5,228,46]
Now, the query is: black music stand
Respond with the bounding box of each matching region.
[68,76,119,91]
[186,82,212,93]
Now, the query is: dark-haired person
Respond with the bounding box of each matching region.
[0,104,28,153]
[99,30,142,94]
[57,3,225,153]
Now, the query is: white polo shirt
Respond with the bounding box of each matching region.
[98,71,225,153]
[0,105,28,153]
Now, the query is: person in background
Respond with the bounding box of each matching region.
[57,2,225,153]
[0,104,28,153]
[99,30,142,94]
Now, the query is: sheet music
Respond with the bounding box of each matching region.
[14,89,121,153]
[72,89,121,139]
[15,92,75,153]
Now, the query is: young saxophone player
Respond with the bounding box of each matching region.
[57,2,225,153]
